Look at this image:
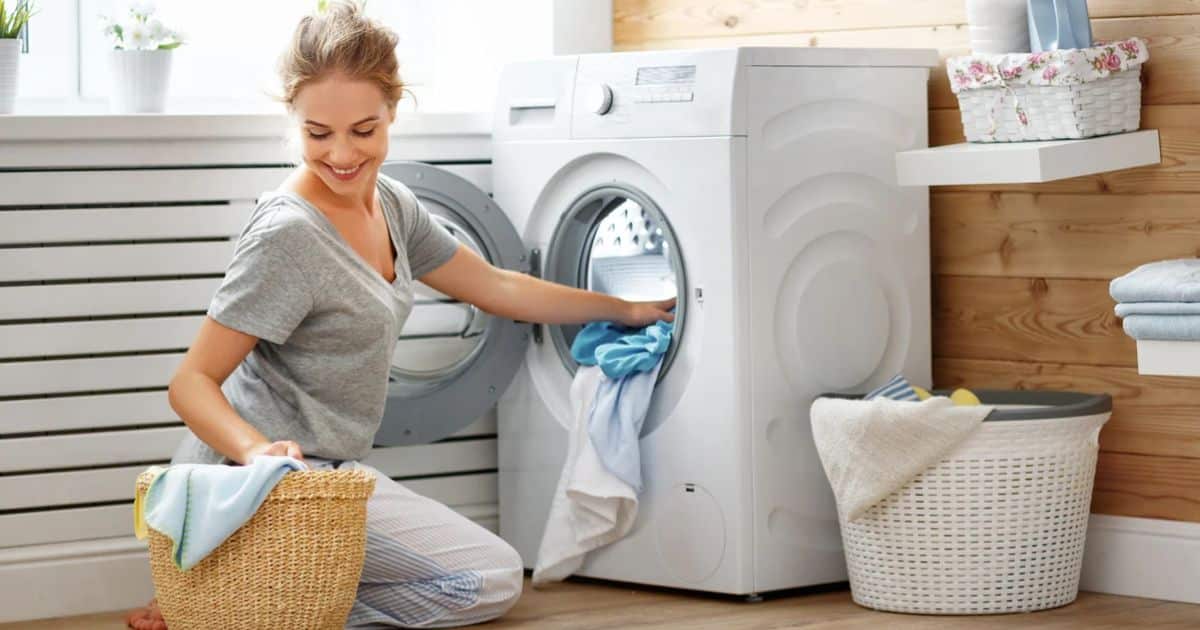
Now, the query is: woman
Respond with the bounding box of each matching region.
[126,3,674,629]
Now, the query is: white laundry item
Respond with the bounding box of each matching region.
[532,365,638,585]
[810,396,992,522]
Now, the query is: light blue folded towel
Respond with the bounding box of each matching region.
[1115,302,1200,317]
[1110,259,1200,304]
[572,319,674,492]
[139,455,307,571]
[1121,315,1200,341]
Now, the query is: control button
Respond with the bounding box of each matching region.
[590,84,614,115]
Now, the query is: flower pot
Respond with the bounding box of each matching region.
[0,39,20,115]
[109,49,173,113]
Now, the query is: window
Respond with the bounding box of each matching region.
[15,0,611,114]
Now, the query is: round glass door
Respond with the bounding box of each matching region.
[389,212,492,389]
[544,185,686,383]
[375,162,527,447]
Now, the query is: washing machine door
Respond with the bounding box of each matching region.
[375,161,527,446]
[540,183,688,437]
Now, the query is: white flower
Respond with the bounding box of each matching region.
[129,2,156,19]
[147,18,168,42]
[125,21,152,50]
[99,15,117,37]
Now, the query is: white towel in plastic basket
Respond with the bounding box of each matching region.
[810,396,992,521]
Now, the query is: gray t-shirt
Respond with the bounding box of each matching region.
[170,174,460,465]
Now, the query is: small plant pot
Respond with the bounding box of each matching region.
[109,48,173,113]
[0,39,20,114]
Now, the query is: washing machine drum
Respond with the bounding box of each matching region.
[541,185,687,389]
[375,161,527,446]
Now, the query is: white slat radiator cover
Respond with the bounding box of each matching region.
[0,163,498,623]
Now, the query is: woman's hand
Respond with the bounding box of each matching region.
[619,297,677,328]
[240,439,307,468]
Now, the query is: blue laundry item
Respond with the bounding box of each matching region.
[571,319,674,492]
[572,320,673,379]
[1110,259,1200,304]
[864,374,921,401]
[1027,0,1092,52]
[587,361,663,493]
[1115,302,1200,317]
[1121,315,1200,341]
[136,455,307,571]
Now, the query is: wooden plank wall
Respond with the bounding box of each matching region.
[614,0,1200,524]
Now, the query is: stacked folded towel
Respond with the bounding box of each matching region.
[1110,259,1200,341]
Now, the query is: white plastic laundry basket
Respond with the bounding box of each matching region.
[834,390,1111,615]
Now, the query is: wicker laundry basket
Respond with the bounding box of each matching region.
[135,468,376,630]
[830,390,1111,615]
[948,37,1148,142]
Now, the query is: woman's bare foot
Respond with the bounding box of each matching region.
[125,598,167,630]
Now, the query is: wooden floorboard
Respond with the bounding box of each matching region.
[6,578,1199,629]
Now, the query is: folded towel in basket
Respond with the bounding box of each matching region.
[864,374,921,401]
[810,396,992,522]
[134,455,308,571]
[1110,259,1200,304]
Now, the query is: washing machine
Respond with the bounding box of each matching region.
[376,46,938,597]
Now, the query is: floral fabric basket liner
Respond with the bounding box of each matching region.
[947,37,1148,139]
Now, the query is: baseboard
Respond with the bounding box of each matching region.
[1080,513,1200,604]
[0,537,154,624]
[2,513,1193,623]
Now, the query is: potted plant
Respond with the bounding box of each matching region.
[0,1,35,114]
[100,2,183,113]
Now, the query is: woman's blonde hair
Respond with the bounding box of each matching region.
[277,0,404,110]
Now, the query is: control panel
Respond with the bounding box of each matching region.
[570,48,743,139]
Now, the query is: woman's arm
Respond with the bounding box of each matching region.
[169,317,305,465]
[420,245,675,327]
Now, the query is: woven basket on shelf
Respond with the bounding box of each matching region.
[956,69,1141,141]
[948,37,1149,142]
[135,468,376,630]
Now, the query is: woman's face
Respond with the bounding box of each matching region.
[291,73,394,200]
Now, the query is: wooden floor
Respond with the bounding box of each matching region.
[7,579,1199,629]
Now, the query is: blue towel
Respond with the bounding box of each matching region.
[1115,302,1200,317]
[136,455,307,571]
[864,374,920,401]
[572,320,673,378]
[1121,315,1200,341]
[1110,259,1200,304]
[571,319,674,492]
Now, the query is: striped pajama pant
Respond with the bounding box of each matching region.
[306,457,524,628]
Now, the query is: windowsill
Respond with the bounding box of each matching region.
[0,110,492,142]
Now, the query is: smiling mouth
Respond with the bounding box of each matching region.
[326,161,366,180]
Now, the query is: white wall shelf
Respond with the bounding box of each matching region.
[895,129,1161,186]
[1135,340,1200,377]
